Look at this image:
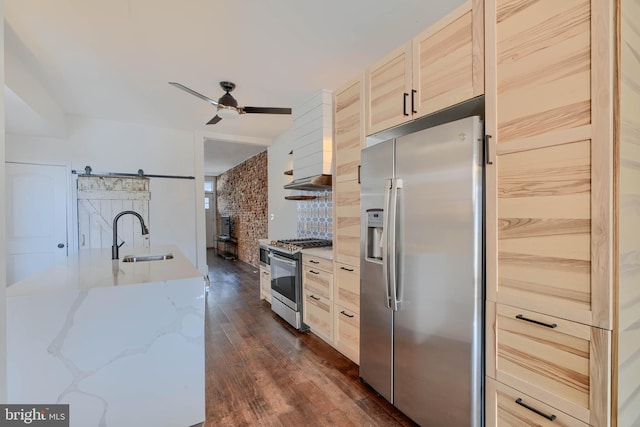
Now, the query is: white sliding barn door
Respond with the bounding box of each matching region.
[6,162,68,285]
[77,176,150,250]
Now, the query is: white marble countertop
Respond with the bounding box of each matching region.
[7,245,202,298]
[301,246,334,260]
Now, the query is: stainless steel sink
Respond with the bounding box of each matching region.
[122,253,174,263]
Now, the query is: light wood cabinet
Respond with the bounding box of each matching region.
[302,254,334,343]
[487,302,610,425]
[485,0,639,425]
[334,262,360,363]
[259,266,271,303]
[486,378,589,427]
[303,255,333,275]
[333,76,363,364]
[334,77,363,268]
[334,306,359,364]
[335,263,359,314]
[365,0,484,136]
[365,42,412,135]
[303,291,332,343]
[335,77,364,183]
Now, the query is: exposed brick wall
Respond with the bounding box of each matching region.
[216,150,268,267]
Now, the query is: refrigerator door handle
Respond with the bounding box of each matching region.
[389,178,403,311]
[382,178,393,309]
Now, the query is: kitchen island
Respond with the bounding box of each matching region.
[6,245,205,427]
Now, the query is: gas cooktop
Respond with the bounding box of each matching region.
[269,238,332,253]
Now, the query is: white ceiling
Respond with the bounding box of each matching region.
[4,0,465,175]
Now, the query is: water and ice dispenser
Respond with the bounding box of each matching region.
[365,209,384,261]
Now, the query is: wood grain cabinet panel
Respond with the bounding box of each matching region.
[485,0,626,425]
[365,43,412,136]
[303,291,332,343]
[302,254,334,343]
[412,2,481,118]
[494,0,591,144]
[335,78,363,183]
[496,140,595,325]
[491,304,610,425]
[335,180,361,267]
[335,263,360,314]
[303,255,333,274]
[486,378,588,427]
[365,0,483,136]
[303,266,332,300]
[334,305,359,364]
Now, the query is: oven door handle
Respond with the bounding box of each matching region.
[268,253,297,267]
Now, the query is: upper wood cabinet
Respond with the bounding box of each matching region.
[365,0,484,136]
[335,77,364,183]
[364,42,412,135]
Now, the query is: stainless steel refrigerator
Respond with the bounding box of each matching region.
[360,115,484,426]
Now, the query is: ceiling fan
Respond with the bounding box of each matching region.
[169,81,292,125]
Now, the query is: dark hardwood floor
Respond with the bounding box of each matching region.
[204,250,417,426]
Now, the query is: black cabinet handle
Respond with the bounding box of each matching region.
[309,260,320,264]
[411,89,417,113]
[340,266,354,272]
[515,398,556,421]
[403,93,409,116]
[515,314,557,329]
[309,270,320,275]
[309,295,320,301]
[340,310,354,318]
[358,165,361,184]
[485,134,493,165]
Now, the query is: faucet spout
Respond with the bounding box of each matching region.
[112,210,149,260]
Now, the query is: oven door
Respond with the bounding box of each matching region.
[269,251,298,305]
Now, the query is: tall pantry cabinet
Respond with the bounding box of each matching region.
[332,76,365,364]
[484,0,640,426]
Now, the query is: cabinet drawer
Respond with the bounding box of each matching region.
[303,266,333,299]
[486,378,588,427]
[491,304,610,425]
[334,304,359,364]
[303,291,332,342]
[302,254,333,272]
[335,263,360,313]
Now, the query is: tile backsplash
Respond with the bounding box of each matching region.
[297,190,333,239]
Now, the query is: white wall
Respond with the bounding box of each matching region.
[267,129,298,239]
[1,0,8,403]
[5,116,204,270]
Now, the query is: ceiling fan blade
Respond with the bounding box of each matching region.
[242,106,292,115]
[207,115,222,125]
[169,82,218,106]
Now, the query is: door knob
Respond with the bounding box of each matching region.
[57,243,65,248]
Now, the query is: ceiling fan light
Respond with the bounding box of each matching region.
[217,105,240,119]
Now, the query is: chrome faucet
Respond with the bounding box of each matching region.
[112,210,149,259]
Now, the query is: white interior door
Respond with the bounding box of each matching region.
[6,162,68,285]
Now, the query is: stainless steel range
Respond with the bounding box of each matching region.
[267,238,332,330]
